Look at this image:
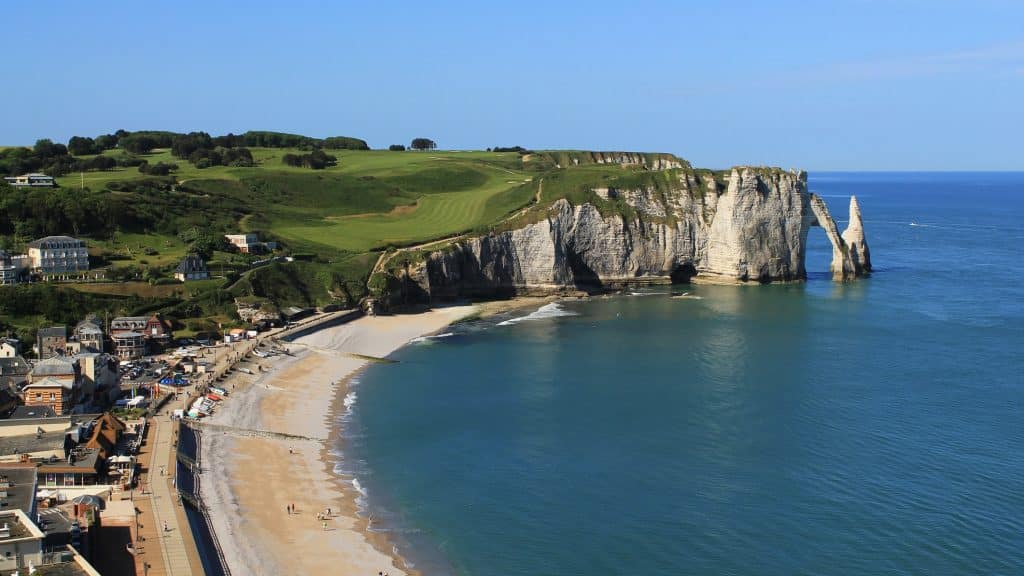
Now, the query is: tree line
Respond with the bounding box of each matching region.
[0,130,370,177]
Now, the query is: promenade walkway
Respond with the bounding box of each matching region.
[148,413,196,576]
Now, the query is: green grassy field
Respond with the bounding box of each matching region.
[56,148,536,254]
[0,145,692,331]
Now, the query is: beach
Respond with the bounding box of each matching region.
[199,306,476,575]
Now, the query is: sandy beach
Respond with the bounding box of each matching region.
[199,306,476,576]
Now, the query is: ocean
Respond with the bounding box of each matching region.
[336,172,1024,575]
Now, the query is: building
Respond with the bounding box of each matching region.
[225,233,277,254]
[36,326,68,360]
[0,356,31,394]
[110,314,171,352]
[174,253,210,281]
[74,353,118,407]
[71,317,104,354]
[26,236,89,277]
[22,378,76,416]
[0,250,25,285]
[26,356,81,415]
[110,332,144,361]
[0,338,19,358]
[0,251,29,285]
[0,509,45,572]
[3,172,55,187]
[0,467,39,519]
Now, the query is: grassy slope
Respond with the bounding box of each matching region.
[33,147,711,317]
[58,148,535,254]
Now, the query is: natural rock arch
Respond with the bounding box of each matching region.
[808,195,871,280]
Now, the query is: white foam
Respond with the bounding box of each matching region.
[497,302,579,326]
[352,477,369,510]
[410,332,455,344]
[343,390,357,411]
[351,477,368,497]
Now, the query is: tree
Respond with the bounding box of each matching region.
[88,155,116,171]
[171,132,213,159]
[121,135,158,154]
[388,144,406,151]
[410,138,437,151]
[68,136,98,156]
[34,139,68,159]
[94,134,119,150]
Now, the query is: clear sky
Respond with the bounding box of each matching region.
[3,0,1022,170]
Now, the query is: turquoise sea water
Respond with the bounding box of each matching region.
[337,173,1024,575]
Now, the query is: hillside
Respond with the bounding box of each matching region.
[1,131,705,341]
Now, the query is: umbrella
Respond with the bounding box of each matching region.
[71,494,105,510]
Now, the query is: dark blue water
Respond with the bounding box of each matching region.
[339,173,1024,575]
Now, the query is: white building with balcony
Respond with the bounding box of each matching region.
[26,236,89,277]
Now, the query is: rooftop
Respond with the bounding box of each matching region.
[37,327,67,339]
[38,447,99,473]
[24,377,73,390]
[0,357,30,376]
[176,253,208,273]
[0,558,97,576]
[111,316,148,324]
[0,509,43,541]
[26,237,83,249]
[0,467,38,517]
[6,406,58,420]
[31,356,76,377]
[0,430,66,459]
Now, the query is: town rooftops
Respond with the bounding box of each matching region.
[30,356,77,377]
[26,236,83,249]
[24,377,73,390]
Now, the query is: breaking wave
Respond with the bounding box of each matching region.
[497,302,579,326]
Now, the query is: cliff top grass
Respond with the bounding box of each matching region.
[2,138,714,337]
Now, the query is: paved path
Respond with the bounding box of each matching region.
[148,415,195,576]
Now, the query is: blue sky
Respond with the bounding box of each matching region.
[2,0,1021,170]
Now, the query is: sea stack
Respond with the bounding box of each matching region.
[842,196,871,276]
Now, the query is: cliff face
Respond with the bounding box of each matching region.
[388,167,869,303]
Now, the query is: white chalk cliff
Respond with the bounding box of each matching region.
[385,167,870,302]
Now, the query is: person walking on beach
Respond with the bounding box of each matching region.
[162,521,168,532]
[322,521,328,531]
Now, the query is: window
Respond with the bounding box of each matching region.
[50,392,56,401]
[45,473,56,486]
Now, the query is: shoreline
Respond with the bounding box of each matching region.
[198,305,480,575]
